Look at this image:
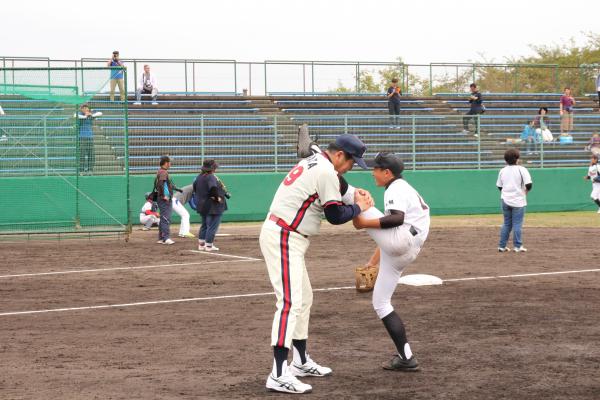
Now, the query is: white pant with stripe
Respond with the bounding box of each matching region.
[361,207,427,319]
[260,219,312,349]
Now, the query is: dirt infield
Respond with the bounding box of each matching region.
[1,224,599,399]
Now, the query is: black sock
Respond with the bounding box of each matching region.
[292,339,307,364]
[594,199,600,207]
[273,346,289,377]
[381,311,409,359]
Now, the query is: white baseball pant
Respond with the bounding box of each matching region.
[361,207,426,319]
[139,214,159,228]
[591,183,600,201]
[172,198,191,236]
[260,219,312,349]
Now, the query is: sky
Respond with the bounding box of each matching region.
[1,0,597,93]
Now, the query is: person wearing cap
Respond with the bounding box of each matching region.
[352,152,430,372]
[139,192,160,230]
[106,51,126,102]
[261,134,374,394]
[193,159,228,251]
[155,155,175,245]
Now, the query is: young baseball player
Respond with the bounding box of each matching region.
[584,154,600,213]
[261,134,373,394]
[352,152,430,371]
[172,184,195,238]
[140,192,160,230]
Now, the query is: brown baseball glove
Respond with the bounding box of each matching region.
[355,264,379,293]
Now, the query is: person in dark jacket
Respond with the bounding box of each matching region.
[462,83,484,136]
[155,155,175,245]
[193,159,229,251]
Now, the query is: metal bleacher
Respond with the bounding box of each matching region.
[1,92,599,175]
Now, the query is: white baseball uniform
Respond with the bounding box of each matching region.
[260,152,343,348]
[588,163,600,201]
[139,200,160,228]
[359,178,430,319]
[173,185,194,236]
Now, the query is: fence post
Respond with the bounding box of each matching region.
[274,115,278,172]
[193,62,196,93]
[234,60,238,95]
[43,116,48,176]
[47,59,51,89]
[124,69,131,232]
[133,61,138,94]
[200,114,205,161]
[356,62,360,92]
[344,115,348,135]
[311,62,315,93]
[554,65,559,93]
[264,61,267,95]
[540,139,544,169]
[249,63,252,95]
[184,60,188,94]
[429,64,433,96]
[477,115,481,169]
[2,58,6,94]
[302,64,306,94]
[412,115,416,171]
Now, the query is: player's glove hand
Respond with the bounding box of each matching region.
[355,264,379,293]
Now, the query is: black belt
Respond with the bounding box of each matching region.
[409,226,418,236]
[269,214,308,238]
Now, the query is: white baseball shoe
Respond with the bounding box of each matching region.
[596,208,600,214]
[266,370,312,394]
[163,238,175,245]
[289,355,332,377]
[514,246,527,253]
[204,245,219,252]
[498,247,510,252]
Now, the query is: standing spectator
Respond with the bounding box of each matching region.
[172,184,195,238]
[584,154,600,213]
[140,192,160,230]
[0,105,5,116]
[76,104,102,175]
[462,83,484,136]
[0,105,6,142]
[155,155,175,245]
[193,159,229,252]
[386,78,402,128]
[596,71,600,110]
[497,148,532,253]
[133,64,159,105]
[107,51,126,102]
[533,107,553,142]
[559,87,576,136]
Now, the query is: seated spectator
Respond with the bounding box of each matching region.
[518,122,539,154]
[585,132,600,156]
[140,192,160,230]
[533,107,553,142]
[134,64,158,105]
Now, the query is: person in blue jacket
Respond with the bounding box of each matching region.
[193,159,229,251]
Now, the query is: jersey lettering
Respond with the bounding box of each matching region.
[283,165,304,186]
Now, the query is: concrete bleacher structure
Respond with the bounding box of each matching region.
[1,92,599,175]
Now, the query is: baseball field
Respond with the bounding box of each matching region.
[1,212,598,399]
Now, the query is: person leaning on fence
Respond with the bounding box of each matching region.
[76,104,102,175]
[387,78,402,128]
[497,148,532,253]
[462,83,484,136]
[559,87,575,136]
[155,155,175,245]
[134,64,158,105]
[107,51,126,102]
[193,159,229,252]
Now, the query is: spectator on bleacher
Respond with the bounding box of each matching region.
[559,87,575,136]
[386,78,402,128]
[596,72,600,109]
[0,105,4,116]
[462,83,484,136]
[519,122,538,154]
[155,155,175,245]
[106,51,126,102]
[76,104,102,174]
[497,148,532,253]
[134,65,159,105]
[585,132,600,155]
[533,107,553,142]
[193,159,229,252]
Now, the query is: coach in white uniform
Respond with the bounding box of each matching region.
[585,154,600,213]
[352,153,430,371]
[496,148,532,252]
[261,134,372,394]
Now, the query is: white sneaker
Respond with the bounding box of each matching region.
[597,208,600,214]
[163,238,175,245]
[204,245,219,252]
[133,102,141,105]
[289,355,332,377]
[156,240,164,244]
[151,101,159,105]
[266,370,312,394]
[498,247,510,252]
[514,246,527,253]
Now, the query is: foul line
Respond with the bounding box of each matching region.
[1,268,599,317]
[186,250,261,261]
[0,258,261,279]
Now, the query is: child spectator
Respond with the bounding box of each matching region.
[134,64,159,105]
[585,133,600,156]
[107,51,126,102]
[519,122,539,154]
[140,192,160,230]
[584,154,600,213]
[76,104,102,174]
[559,87,575,136]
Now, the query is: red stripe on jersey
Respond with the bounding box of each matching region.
[323,200,343,207]
[276,229,291,347]
[290,193,319,230]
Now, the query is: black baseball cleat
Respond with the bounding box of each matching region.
[297,123,318,158]
[382,355,420,372]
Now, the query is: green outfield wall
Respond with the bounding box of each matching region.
[2,168,595,231]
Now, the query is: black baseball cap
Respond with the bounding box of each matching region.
[372,152,404,177]
[334,134,368,169]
